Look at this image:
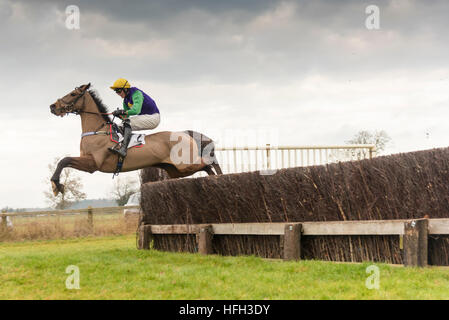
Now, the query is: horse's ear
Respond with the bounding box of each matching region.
[85,83,91,90]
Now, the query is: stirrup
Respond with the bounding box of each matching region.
[109,146,127,158]
[108,144,120,154]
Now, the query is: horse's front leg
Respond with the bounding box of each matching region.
[50,155,98,196]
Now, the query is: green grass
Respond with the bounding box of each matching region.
[1,235,449,299]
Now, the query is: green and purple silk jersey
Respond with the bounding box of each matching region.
[123,87,160,116]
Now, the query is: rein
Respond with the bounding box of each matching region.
[58,88,112,117]
[78,110,113,116]
[58,87,117,138]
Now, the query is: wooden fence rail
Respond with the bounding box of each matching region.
[0,206,140,218]
[0,206,140,233]
[138,218,449,267]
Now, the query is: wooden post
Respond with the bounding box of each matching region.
[197,225,213,255]
[266,144,271,169]
[369,146,376,159]
[138,225,152,250]
[283,223,302,261]
[87,206,93,233]
[403,219,428,267]
[1,209,7,231]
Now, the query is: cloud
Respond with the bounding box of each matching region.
[3,0,449,87]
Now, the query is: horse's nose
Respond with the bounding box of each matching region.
[50,104,56,112]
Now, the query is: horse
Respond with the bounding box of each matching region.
[49,83,222,196]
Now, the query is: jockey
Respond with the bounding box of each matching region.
[108,78,161,158]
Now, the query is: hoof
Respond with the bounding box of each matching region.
[51,181,64,196]
[51,181,59,196]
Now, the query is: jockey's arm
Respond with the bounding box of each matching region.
[123,90,144,118]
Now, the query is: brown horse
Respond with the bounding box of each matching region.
[49,83,222,196]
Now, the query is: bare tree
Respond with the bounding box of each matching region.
[110,176,139,206]
[346,130,391,155]
[44,157,86,209]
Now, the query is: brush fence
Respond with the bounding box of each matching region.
[138,218,449,267]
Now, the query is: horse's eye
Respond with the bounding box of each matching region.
[71,93,77,96]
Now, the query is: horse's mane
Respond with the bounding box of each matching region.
[88,89,112,123]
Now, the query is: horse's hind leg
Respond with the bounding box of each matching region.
[152,163,189,179]
[211,158,223,175]
[203,165,215,176]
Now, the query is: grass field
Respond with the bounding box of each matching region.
[1,234,449,300]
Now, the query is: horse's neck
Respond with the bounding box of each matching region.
[80,95,107,133]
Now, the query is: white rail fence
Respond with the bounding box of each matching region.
[212,144,376,174]
[0,206,140,231]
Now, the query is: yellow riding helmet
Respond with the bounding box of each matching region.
[110,78,131,90]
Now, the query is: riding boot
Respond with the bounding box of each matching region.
[109,120,132,158]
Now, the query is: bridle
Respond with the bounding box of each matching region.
[56,86,116,135]
[57,86,112,117]
[57,87,88,115]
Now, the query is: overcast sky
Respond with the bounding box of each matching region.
[1,0,449,208]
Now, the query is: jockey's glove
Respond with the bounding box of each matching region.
[113,109,127,117]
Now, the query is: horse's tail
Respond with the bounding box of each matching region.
[184,130,223,175]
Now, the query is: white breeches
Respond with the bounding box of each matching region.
[129,113,161,131]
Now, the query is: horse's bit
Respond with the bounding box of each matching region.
[56,87,88,115]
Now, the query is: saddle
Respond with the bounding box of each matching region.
[108,124,145,149]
